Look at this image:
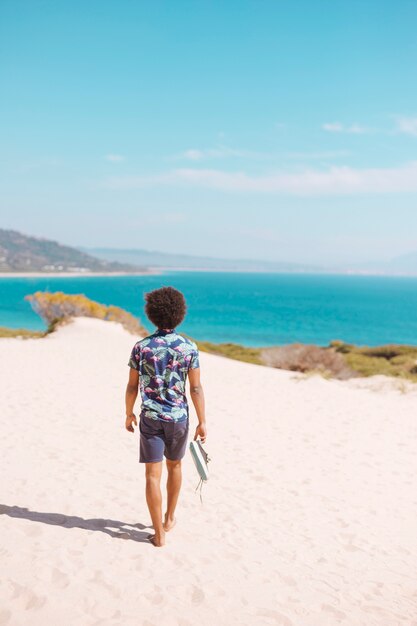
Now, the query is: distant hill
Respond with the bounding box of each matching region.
[83,246,322,273]
[0,229,149,274]
[3,228,416,276]
[332,250,417,276]
[85,246,417,276]
[380,250,417,274]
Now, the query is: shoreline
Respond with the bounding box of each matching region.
[1,268,417,278]
[155,266,417,277]
[0,270,161,278]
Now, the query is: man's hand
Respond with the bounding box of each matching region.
[194,422,207,444]
[125,413,137,433]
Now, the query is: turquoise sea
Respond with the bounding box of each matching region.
[0,271,416,347]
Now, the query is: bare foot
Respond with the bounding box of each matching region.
[148,532,165,547]
[163,513,177,532]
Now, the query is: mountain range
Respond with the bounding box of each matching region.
[82,246,322,273]
[84,246,417,276]
[0,229,148,273]
[1,228,416,276]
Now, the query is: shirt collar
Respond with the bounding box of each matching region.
[155,327,176,336]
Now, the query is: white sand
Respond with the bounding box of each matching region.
[1,317,417,626]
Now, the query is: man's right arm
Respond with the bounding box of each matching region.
[188,367,207,443]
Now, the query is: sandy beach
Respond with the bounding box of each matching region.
[1,316,417,625]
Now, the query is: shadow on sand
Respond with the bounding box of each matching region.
[0,503,152,543]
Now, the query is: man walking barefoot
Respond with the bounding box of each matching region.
[125,286,207,547]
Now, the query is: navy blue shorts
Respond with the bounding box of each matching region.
[139,414,189,463]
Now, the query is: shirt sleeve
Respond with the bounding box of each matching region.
[127,343,140,370]
[189,344,200,369]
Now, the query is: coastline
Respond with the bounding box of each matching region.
[1,268,417,278]
[2,278,417,366]
[0,270,161,278]
[157,266,417,277]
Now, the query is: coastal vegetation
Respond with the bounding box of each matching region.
[196,341,353,378]
[2,290,417,382]
[197,340,417,382]
[196,340,263,365]
[330,340,417,381]
[0,326,47,338]
[259,343,354,379]
[24,291,147,336]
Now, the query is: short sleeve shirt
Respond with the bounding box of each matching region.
[128,328,200,422]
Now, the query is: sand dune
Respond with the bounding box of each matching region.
[1,317,417,625]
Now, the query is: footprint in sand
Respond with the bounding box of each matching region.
[25,592,47,610]
[51,567,70,589]
[191,586,205,605]
[342,543,361,552]
[256,608,293,625]
[336,518,349,528]
[321,603,346,620]
[148,591,164,605]
[0,610,11,626]
[278,574,297,587]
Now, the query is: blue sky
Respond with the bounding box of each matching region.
[1,0,417,265]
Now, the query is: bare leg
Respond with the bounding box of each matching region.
[164,459,182,531]
[145,462,165,547]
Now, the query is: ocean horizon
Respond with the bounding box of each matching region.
[1,270,416,347]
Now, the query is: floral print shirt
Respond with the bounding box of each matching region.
[128,328,200,422]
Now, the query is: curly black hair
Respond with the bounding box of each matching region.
[144,286,187,329]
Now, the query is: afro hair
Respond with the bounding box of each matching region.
[144,286,187,330]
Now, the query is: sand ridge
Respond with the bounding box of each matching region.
[1,316,417,625]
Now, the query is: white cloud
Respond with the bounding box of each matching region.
[347,124,369,134]
[105,154,125,162]
[105,161,417,196]
[142,211,186,225]
[183,149,204,161]
[322,122,344,133]
[177,147,351,163]
[286,150,351,160]
[176,145,267,161]
[322,122,369,134]
[396,116,417,137]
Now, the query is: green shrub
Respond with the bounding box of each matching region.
[196,340,262,365]
[344,351,417,381]
[329,340,355,354]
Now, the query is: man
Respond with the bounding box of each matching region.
[125,286,207,547]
